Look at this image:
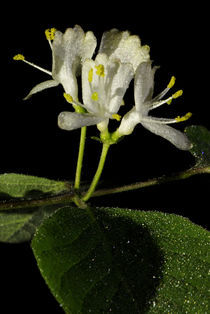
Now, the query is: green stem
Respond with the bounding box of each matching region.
[1,166,209,212]
[82,143,110,202]
[74,126,87,190]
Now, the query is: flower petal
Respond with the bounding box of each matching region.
[58,112,104,131]
[97,119,110,132]
[141,121,192,150]
[81,30,97,62]
[99,29,150,71]
[134,61,157,112]
[52,25,96,98]
[23,80,59,100]
[99,29,130,56]
[118,108,140,135]
[108,62,134,113]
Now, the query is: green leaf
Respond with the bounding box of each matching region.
[0,174,73,243]
[0,204,60,243]
[32,206,210,313]
[0,173,71,200]
[185,125,210,171]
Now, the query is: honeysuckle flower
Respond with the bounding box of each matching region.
[13,25,97,100]
[117,61,192,150]
[58,29,150,132]
[58,53,134,131]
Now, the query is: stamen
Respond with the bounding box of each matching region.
[172,89,183,99]
[95,64,105,77]
[112,114,121,121]
[13,54,52,76]
[88,68,93,82]
[63,93,74,103]
[13,54,25,61]
[152,76,177,104]
[167,89,183,105]
[45,28,56,41]
[175,112,192,122]
[91,92,99,101]
[167,76,176,89]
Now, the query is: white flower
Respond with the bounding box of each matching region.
[13,25,97,100]
[118,61,192,150]
[58,54,134,132]
[58,29,150,132]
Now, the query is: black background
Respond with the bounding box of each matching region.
[1,2,209,313]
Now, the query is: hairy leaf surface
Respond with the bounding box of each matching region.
[32,206,209,313]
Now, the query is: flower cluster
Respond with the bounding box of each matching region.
[14,25,192,150]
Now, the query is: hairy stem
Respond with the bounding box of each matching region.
[0,166,208,212]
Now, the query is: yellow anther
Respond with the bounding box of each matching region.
[63,93,73,103]
[167,99,172,105]
[175,112,192,122]
[112,114,121,121]
[88,68,93,82]
[91,92,99,101]
[167,76,176,89]
[95,64,105,77]
[45,28,56,41]
[172,89,183,99]
[13,54,25,61]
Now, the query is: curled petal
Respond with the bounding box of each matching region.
[118,108,140,136]
[141,121,192,150]
[97,119,109,132]
[24,80,59,100]
[58,112,104,131]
